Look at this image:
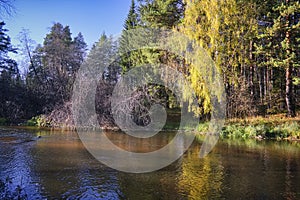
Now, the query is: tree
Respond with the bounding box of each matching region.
[0,21,17,74]
[0,21,32,122]
[119,0,186,116]
[125,0,138,30]
[74,32,120,126]
[119,0,140,71]
[72,32,87,77]
[0,0,15,17]
[41,23,87,111]
[120,0,185,71]
[138,0,184,28]
[256,0,300,117]
[18,29,40,79]
[180,0,261,117]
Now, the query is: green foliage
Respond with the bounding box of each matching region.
[255,0,300,117]
[25,23,88,114]
[255,0,300,68]
[26,117,36,126]
[293,77,300,85]
[221,125,244,139]
[220,124,266,139]
[0,118,7,125]
[120,0,184,71]
[26,115,48,127]
[2,0,300,127]
[138,0,184,28]
[273,122,300,138]
[124,0,138,30]
[0,21,18,73]
[219,120,300,140]
[254,125,270,137]
[243,126,257,139]
[197,122,209,133]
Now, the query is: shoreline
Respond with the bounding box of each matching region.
[1,122,299,143]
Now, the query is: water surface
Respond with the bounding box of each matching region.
[0,127,299,199]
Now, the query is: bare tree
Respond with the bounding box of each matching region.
[17,29,41,79]
[0,0,15,17]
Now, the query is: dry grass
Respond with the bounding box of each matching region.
[226,113,300,126]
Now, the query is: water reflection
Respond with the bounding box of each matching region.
[177,144,225,199]
[32,131,122,199]
[0,127,299,199]
[0,128,42,199]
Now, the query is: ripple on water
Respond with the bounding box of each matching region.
[1,128,300,199]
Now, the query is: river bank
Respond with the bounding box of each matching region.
[1,113,299,141]
[196,114,300,141]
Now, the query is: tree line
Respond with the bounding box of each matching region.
[0,0,299,126]
[0,21,87,124]
[119,0,299,120]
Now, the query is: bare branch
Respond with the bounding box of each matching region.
[0,0,15,17]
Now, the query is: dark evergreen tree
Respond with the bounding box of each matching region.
[138,0,184,28]
[0,21,31,122]
[119,0,141,72]
[256,0,300,117]
[0,21,17,74]
[124,0,138,30]
[27,23,87,113]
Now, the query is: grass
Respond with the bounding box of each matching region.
[221,114,300,140]
[226,113,300,127]
[195,113,300,140]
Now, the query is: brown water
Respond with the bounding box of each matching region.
[0,127,300,199]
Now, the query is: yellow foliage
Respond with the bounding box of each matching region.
[179,0,258,115]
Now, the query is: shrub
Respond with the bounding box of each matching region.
[243,125,257,139]
[26,115,49,127]
[273,122,300,138]
[255,125,269,137]
[0,118,7,125]
[197,122,209,133]
[221,125,245,139]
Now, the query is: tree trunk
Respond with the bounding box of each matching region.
[285,66,296,117]
[249,40,254,96]
[285,0,295,117]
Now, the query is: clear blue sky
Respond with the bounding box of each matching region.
[4,0,131,49]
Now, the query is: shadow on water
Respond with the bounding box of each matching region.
[0,127,299,199]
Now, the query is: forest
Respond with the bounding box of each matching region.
[0,0,299,138]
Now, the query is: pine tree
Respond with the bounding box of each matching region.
[80,32,119,126]
[40,23,87,111]
[72,32,87,76]
[0,21,30,122]
[256,0,300,117]
[120,0,185,71]
[138,0,184,28]
[0,21,17,74]
[124,0,138,30]
[119,0,140,71]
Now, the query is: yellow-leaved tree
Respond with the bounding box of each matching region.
[179,0,259,118]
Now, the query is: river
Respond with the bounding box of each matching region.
[0,127,299,199]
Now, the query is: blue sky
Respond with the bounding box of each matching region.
[4,0,131,49]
